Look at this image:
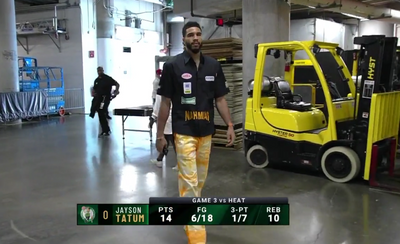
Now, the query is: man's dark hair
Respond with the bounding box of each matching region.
[182,21,202,37]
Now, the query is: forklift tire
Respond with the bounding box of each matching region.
[321,146,361,183]
[246,145,269,169]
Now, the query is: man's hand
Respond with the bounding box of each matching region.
[156,137,167,153]
[149,116,156,129]
[90,86,96,97]
[226,126,235,147]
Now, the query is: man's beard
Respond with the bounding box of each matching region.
[186,41,202,54]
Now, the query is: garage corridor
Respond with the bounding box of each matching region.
[0,115,399,244]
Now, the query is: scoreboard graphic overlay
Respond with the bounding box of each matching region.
[77,197,289,225]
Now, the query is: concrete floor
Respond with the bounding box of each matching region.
[0,114,400,244]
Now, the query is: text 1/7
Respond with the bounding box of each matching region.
[232,214,247,222]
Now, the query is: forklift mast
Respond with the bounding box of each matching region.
[353,35,398,124]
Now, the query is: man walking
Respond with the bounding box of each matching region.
[89,66,120,137]
[149,69,162,129]
[150,91,176,169]
[155,21,235,244]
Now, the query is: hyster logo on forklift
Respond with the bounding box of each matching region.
[368,57,375,80]
[272,129,294,138]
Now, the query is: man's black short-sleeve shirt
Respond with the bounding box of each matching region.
[93,74,117,97]
[157,51,230,137]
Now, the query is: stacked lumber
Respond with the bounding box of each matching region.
[214,63,243,126]
[212,124,243,150]
[212,63,243,150]
[201,38,242,60]
[200,38,243,150]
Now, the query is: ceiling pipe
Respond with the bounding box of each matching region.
[292,0,400,22]
[15,2,72,14]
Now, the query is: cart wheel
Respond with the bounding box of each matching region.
[246,144,269,169]
[321,146,360,183]
[59,107,65,117]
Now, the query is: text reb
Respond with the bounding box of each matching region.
[266,207,281,213]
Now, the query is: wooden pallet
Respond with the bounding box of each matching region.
[215,123,242,130]
[212,127,243,150]
[202,38,244,148]
[213,142,243,150]
[201,38,243,59]
[214,63,243,126]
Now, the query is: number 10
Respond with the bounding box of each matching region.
[268,214,279,222]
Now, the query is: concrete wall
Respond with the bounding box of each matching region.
[169,22,184,56]
[289,18,356,59]
[183,17,241,39]
[95,0,164,112]
[343,24,357,50]
[16,0,164,114]
[359,20,394,37]
[16,6,85,112]
[81,0,98,114]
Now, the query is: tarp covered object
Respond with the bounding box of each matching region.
[0,91,49,123]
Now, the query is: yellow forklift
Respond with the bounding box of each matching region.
[341,47,400,78]
[245,36,400,190]
[341,47,400,152]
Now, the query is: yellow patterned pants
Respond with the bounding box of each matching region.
[174,133,212,244]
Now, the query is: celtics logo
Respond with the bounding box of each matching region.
[80,206,96,223]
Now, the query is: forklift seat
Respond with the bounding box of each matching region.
[273,80,312,112]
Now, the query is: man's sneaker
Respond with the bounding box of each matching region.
[172,165,178,171]
[150,159,163,168]
[98,131,111,137]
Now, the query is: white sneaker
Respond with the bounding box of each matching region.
[172,165,178,171]
[150,159,162,168]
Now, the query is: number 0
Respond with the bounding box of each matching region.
[103,210,108,220]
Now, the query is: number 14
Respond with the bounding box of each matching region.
[161,214,172,222]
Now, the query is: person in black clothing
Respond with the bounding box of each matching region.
[155,21,235,243]
[89,66,120,137]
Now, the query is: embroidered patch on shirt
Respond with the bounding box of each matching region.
[181,97,196,105]
[181,73,192,79]
[183,82,192,94]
